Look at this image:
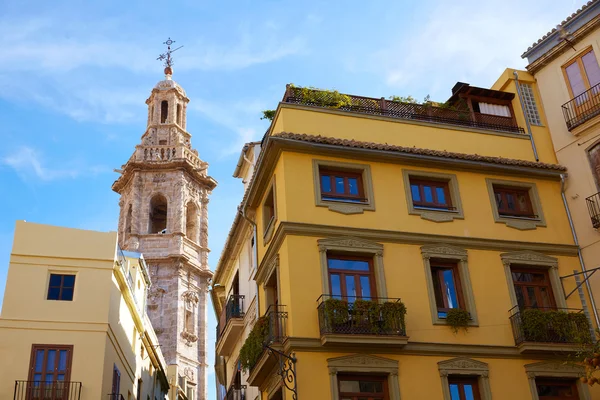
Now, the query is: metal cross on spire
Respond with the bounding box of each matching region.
[157,38,183,72]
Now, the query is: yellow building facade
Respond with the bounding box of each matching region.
[0,221,172,400]
[522,0,600,322]
[213,74,600,400]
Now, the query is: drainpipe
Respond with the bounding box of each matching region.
[513,70,539,162]
[239,206,260,323]
[561,174,600,327]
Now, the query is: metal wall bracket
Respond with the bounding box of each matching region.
[560,266,600,299]
[265,345,298,399]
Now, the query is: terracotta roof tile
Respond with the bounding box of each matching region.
[273,132,566,171]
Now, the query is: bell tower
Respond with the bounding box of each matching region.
[112,40,216,400]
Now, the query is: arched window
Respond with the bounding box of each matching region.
[160,101,168,123]
[589,142,600,188]
[186,202,198,242]
[125,204,132,234]
[177,104,182,126]
[149,194,168,234]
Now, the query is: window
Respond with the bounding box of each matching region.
[563,47,600,100]
[313,160,375,215]
[486,179,545,230]
[262,180,276,242]
[403,170,463,222]
[338,374,389,400]
[177,104,182,126]
[125,204,132,234]
[493,185,535,218]
[112,365,121,397]
[511,267,556,310]
[320,168,366,203]
[160,100,168,123]
[149,194,168,234]
[588,142,600,188]
[448,376,481,400]
[47,274,75,301]
[186,202,198,242]
[536,379,579,400]
[327,255,375,300]
[477,102,511,117]
[519,83,542,126]
[431,262,465,318]
[28,345,73,388]
[137,378,142,400]
[410,178,453,210]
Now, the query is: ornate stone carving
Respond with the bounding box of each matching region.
[438,357,488,372]
[327,354,398,369]
[181,330,198,346]
[420,211,455,223]
[318,237,384,253]
[421,244,467,258]
[500,251,558,265]
[182,290,199,305]
[153,173,167,183]
[184,367,195,382]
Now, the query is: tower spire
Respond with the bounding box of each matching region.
[156,37,183,76]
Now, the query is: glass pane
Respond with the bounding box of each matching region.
[432,269,445,308]
[540,287,553,308]
[330,274,342,298]
[46,350,56,373]
[517,194,529,212]
[566,62,586,97]
[515,288,526,310]
[57,374,65,381]
[506,193,515,210]
[464,384,475,400]
[348,178,359,195]
[411,184,421,201]
[438,310,448,318]
[328,259,369,271]
[359,380,383,393]
[63,275,75,288]
[49,274,62,286]
[495,192,503,209]
[335,177,345,193]
[35,350,44,372]
[45,375,53,384]
[345,276,356,297]
[526,287,538,308]
[449,383,460,400]
[58,350,68,371]
[436,187,447,205]
[33,374,42,383]
[442,269,459,309]
[339,380,360,392]
[424,186,433,203]
[512,272,533,282]
[360,276,371,300]
[47,287,60,300]
[61,288,74,301]
[321,175,331,193]
[583,51,600,87]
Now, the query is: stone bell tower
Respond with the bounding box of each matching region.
[112,53,216,399]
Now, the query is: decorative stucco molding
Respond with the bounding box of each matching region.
[524,361,590,400]
[438,357,492,400]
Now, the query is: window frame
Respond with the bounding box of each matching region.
[485,178,546,230]
[327,254,377,300]
[492,185,535,218]
[337,373,389,400]
[431,261,466,317]
[535,378,579,399]
[562,46,600,100]
[262,177,277,244]
[438,358,492,400]
[313,160,375,215]
[410,178,453,210]
[447,376,482,400]
[511,266,557,310]
[319,168,366,202]
[28,344,74,384]
[421,245,478,326]
[518,82,543,126]
[524,361,591,400]
[47,273,76,301]
[403,170,464,222]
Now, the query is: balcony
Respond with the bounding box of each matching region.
[509,306,591,353]
[562,82,600,131]
[216,294,245,357]
[317,295,408,347]
[282,85,525,134]
[13,381,82,400]
[246,305,288,389]
[586,192,600,229]
[226,385,246,400]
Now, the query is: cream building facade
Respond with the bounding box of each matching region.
[111,66,217,400]
[522,0,600,320]
[0,221,170,400]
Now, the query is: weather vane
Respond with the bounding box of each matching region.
[157,38,183,72]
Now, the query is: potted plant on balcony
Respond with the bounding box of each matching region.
[352,299,381,333]
[323,298,350,332]
[239,316,270,372]
[446,308,470,334]
[380,301,407,335]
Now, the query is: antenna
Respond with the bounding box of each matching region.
[557,25,576,51]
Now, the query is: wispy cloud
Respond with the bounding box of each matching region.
[1,146,108,182]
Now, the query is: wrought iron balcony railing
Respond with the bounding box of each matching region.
[317,295,407,336]
[217,294,245,339]
[13,381,82,400]
[225,385,246,400]
[586,192,600,229]
[282,86,525,134]
[509,306,591,346]
[562,82,600,131]
[265,304,288,344]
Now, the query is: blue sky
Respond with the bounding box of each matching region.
[0,0,588,397]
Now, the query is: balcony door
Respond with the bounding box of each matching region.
[327,255,375,301]
[27,344,73,400]
[536,379,579,399]
[511,267,556,310]
[564,48,600,103]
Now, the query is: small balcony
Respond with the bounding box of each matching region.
[246,305,288,389]
[586,192,600,229]
[317,295,408,347]
[562,82,600,131]
[216,294,245,357]
[13,381,82,400]
[226,385,246,400]
[509,306,591,353]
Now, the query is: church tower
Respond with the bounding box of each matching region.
[112,48,216,399]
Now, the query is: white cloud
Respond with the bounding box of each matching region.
[1,146,108,182]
